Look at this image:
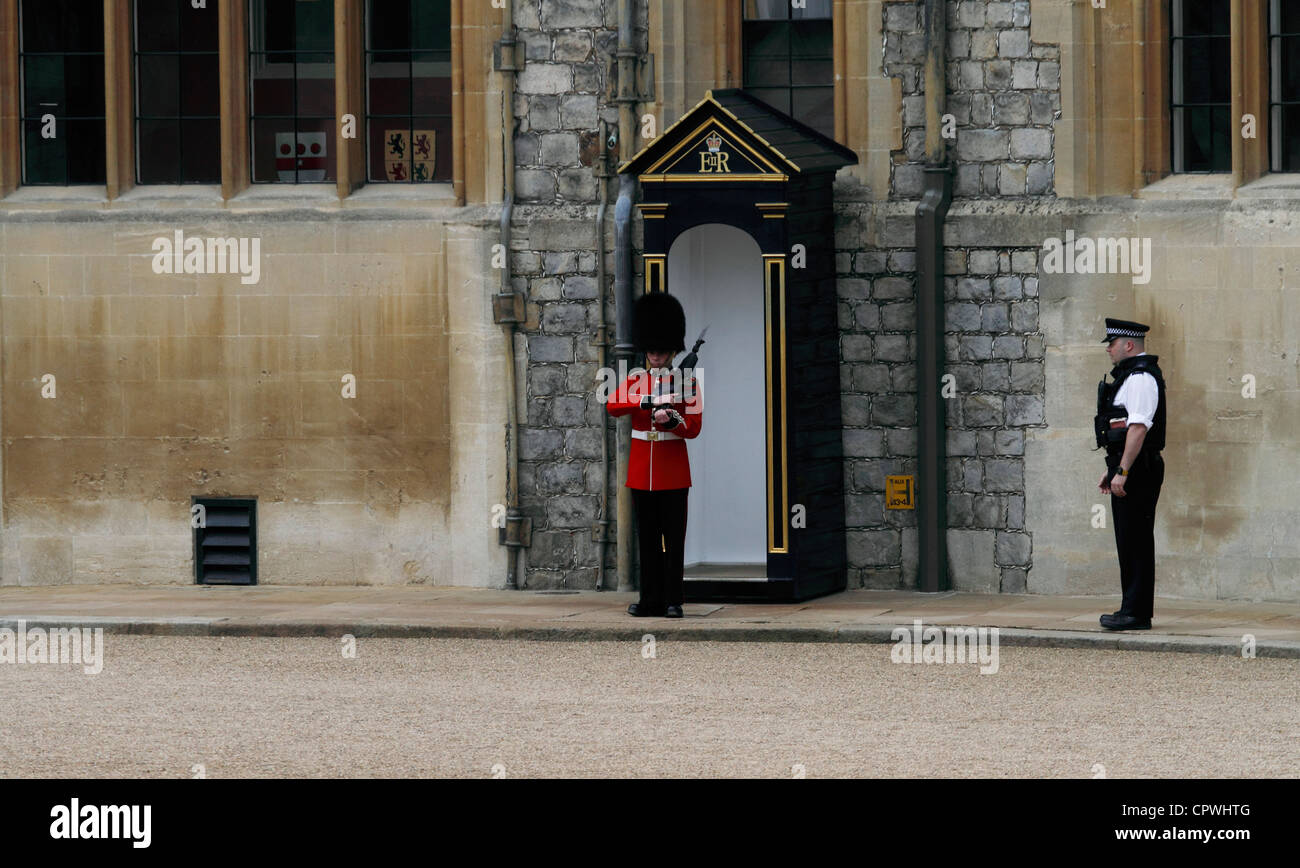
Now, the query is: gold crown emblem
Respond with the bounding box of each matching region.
[705,132,723,153]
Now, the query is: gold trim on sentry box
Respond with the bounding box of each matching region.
[643,255,666,293]
[622,91,718,168]
[777,256,788,554]
[763,253,789,554]
[639,173,789,184]
[764,256,775,551]
[637,203,668,219]
[709,93,804,172]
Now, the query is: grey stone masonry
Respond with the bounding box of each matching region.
[838,234,1046,591]
[512,0,631,207]
[512,0,649,589]
[884,0,1059,198]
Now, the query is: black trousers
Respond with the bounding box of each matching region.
[631,488,689,610]
[1110,451,1164,620]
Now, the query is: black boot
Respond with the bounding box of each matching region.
[1100,612,1151,630]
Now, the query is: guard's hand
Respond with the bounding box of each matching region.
[653,409,670,425]
[1098,472,1111,495]
[652,393,681,406]
[1110,474,1127,497]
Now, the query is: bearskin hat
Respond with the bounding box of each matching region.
[633,291,686,354]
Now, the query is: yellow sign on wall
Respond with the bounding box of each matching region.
[886,475,915,509]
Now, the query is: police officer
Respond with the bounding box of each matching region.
[1094,318,1167,630]
[604,292,703,618]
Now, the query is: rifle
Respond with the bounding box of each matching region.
[651,326,708,408]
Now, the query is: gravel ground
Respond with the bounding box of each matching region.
[1,637,1297,778]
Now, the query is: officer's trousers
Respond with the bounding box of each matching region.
[631,488,689,611]
[1110,450,1164,620]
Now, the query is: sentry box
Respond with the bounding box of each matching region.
[620,90,857,602]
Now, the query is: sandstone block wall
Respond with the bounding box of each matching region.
[0,208,506,586]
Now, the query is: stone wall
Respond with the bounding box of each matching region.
[833,197,1045,590]
[1029,200,1300,604]
[509,0,648,588]
[0,209,505,587]
[885,0,1059,198]
[513,211,618,590]
[831,0,1054,589]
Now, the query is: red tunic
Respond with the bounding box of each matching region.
[604,369,703,490]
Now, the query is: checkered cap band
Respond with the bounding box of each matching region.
[1107,328,1145,337]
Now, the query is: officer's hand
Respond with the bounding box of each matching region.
[652,393,681,406]
[653,409,670,425]
[1098,472,1111,495]
[1110,474,1127,497]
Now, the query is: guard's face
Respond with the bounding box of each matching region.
[646,349,672,368]
[1106,338,1127,364]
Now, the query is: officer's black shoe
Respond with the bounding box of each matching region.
[664,605,683,619]
[628,603,664,617]
[1100,613,1151,630]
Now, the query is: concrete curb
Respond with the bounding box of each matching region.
[2,616,1297,658]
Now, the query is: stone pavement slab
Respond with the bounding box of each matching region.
[0,584,1297,657]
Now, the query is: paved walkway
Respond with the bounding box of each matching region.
[1,585,1298,657]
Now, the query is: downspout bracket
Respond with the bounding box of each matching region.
[608,52,656,104]
[493,37,524,73]
[492,292,526,325]
[499,514,533,548]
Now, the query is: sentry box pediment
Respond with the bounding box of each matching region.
[623,88,858,182]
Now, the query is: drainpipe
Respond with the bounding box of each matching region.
[493,0,527,589]
[612,0,639,592]
[593,119,613,589]
[915,0,952,592]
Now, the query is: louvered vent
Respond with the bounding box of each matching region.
[193,497,257,585]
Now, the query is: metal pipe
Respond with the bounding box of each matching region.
[594,120,611,590]
[612,0,638,593]
[613,176,635,592]
[915,0,951,592]
[499,0,521,589]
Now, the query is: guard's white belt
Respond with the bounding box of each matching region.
[632,429,681,442]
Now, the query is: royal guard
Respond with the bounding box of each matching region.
[604,292,703,618]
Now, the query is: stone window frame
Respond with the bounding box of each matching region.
[1267,0,1298,173]
[721,0,848,144]
[1048,0,1270,196]
[738,0,836,140]
[1145,0,1268,187]
[0,0,494,204]
[134,0,223,185]
[1167,0,1232,174]
[649,0,893,194]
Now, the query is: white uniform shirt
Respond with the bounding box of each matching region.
[1113,352,1159,428]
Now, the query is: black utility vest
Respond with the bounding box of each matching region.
[1094,355,1166,455]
